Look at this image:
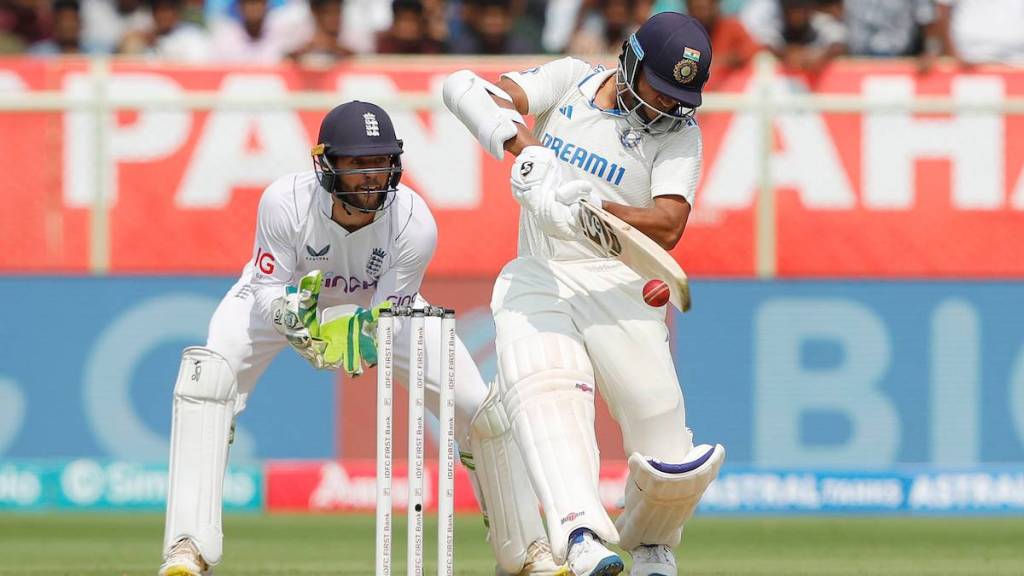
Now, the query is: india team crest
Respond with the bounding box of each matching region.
[675,46,702,84]
[673,60,698,85]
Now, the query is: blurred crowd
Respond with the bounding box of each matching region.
[1,0,1022,70]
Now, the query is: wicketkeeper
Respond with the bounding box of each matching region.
[443,11,725,576]
[159,100,565,576]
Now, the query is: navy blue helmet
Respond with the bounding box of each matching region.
[615,11,713,135]
[312,100,404,212]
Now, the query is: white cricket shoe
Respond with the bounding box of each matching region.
[566,529,624,576]
[496,539,571,576]
[629,544,676,576]
[158,538,211,576]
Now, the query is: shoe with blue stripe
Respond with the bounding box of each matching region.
[566,529,624,576]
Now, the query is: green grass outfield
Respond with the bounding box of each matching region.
[0,513,1022,575]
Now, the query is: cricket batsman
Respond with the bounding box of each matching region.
[159,100,565,575]
[443,11,725,576]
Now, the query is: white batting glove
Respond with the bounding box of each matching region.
[510,146,560,211]
[510,147,585,241]
[554,180,601,224]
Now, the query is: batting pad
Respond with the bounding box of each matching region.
[164,346,238,566]
[468,383,548,574]
[615,444,725,551]
[498,333,618,563]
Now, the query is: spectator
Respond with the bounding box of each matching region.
[738,0,779,45]
[542,0,583,53]
[1,0,50,53]
[449,0,536,55]
[208,0,286,63]
[741,0,845,73]
[179,0,202,26]
[375,0,444,54]
[29,0,87,54]
[686,0,759,74]
[569,0,652,55]
[81,0,153,53]
[340,0,394,54]
[264,0,317,56]
[119,0,210,60]
[844,0,936,58]
[421,0,451,50]
[934,0,1024,65]
[288,0,350,66]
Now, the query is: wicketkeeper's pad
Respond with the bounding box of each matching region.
[164,346,238,566]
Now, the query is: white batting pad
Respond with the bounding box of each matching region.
[164,346,238,566]
[468,382,548,574]
[498,333,618,563]
[615,443,725,551]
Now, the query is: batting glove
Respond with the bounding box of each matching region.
[554,180,602,225]
[510,146,589,241]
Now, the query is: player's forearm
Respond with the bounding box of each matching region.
[602,199,690,251]
[491,95,541,156]
[502,120,542,156]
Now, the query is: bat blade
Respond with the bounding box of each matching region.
[576,200,692,312]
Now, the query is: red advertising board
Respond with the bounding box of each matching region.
[265,458,632,513]
[1,58,1023,277]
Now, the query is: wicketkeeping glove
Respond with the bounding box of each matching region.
[319,301,393,376]
[271,270,330,368]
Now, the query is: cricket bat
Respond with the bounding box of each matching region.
[576,200,692,312]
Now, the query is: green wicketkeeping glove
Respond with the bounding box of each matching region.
[319,301,392,376]
[273,271,330,368]
[291,270,323,338]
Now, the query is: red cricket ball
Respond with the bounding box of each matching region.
[643,279,670,307]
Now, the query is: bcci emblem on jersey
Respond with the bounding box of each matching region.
[366,248,386,279]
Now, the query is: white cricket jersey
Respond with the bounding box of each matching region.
[244,171,436,322]
[503,57,703,261]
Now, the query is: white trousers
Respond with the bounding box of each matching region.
[491,256,694,555]
[492,257,693,460]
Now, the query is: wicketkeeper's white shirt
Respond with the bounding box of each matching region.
[502,57,702,261]
[246,171,436,324]
[206,173,486,442]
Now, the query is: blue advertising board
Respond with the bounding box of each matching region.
[699,468,1024,514]
[0,278,1022,471]
[677,281,1024,469]
[0,460,261,511]
[0,278,336,462]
